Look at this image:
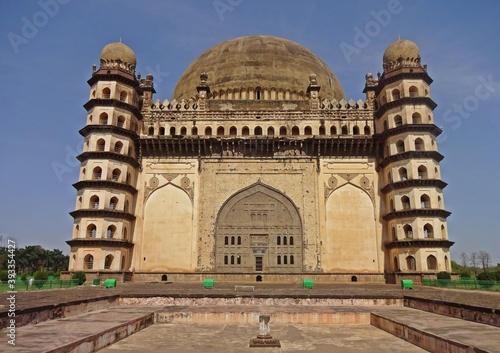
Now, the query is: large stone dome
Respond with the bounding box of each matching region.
[100,42,136,66]
[172,35,344,101]
[383,39,420,65]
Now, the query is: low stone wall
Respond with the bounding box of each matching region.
[119,296,402,307]
[0,295,118,330]
[131,272,386,283]
[404,296,500,328]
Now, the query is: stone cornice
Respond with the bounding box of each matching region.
[79,125,139,141]
[66,238,134,249]
[72,180,137,194]
[69,209,136,221]
[375,97,437,119]
[376,71,433,93]
[83,99,142,119]
[87,72,138,89]
[384,239,454,249]
[381,179,447,194]
[377,124,442,139]
[76,152,140,168]
[383,208,451,221]
[378,151,444,169]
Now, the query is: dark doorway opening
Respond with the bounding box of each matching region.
[255,257,263,271]
[161,274,168,281]
[351,275,358,282]
[256,275,262,282]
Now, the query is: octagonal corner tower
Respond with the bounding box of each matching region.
[172,35,345,101]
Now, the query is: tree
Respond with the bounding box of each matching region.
[470,252,479,276]
[459,252,469,268]
[478,251,491,271]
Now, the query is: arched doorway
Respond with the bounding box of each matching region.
[215,182,303,273]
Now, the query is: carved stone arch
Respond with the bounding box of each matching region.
[215,182,303,273]
[145,179,193,204]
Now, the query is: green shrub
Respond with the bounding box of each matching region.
[437,271,451,280]
[0,270,8,282]
[53,271,61,278]
[46,270,55,277]
[72,271,86,285]
[477,271,496,281]
[33,271,49,281]
[459,269,472,278]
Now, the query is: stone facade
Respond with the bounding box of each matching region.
[67,36,453,283]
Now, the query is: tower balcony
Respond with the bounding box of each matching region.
[378,151,443,169]
[70,209,136,221]
[381,179,447,194]
[383,208,451,221]
[384,239,454,249]
[66,238,134,249]
[375,97,437,118]
[76,151,140,168]
[73,180,137,194]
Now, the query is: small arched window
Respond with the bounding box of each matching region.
[399,167,408,181]
[230,126,237,136]
[279,126,287,136]
[415,138,424,151]
[292,126,300,136]
[289,236,294,246]
[420,194,431,209]
[290,255,294,265]
[427,255,437,270]
[96,138,106,152]
[403,224,413,238]
[255,126,262,135]
[119,91,127,102]
[283,255,288,265]
[277,255,281,265]
[412,113,422,124]
[84,254,94,269]
[304,126,312,135]
[406,255,416,271]
[330,126,337,135]
[418,165,428,179]
[424,224,434,238]
[396,140,405,153]
[217,126,225,136]
[99,112,108,125]
[191,126,198,136]
[114,141,123,154]
[401,196,410,210]
[148,126,154,136]
[277,236,281,246]
[237,236,241,245]
[242,126,249,136]
[341,125,348,135]
[90,195,99,209]
[283,236,287,246]
[106,225,116,238]
[224,255,228,265]
[231,236,235,245]
[205,126,212,136]
[159,127,165,136]
[117,116,125,128]
[93,166,102,180]
[87,224,96,238]
[170,127,176,136]
[231,255,235,265]
[353,126,360,135]
[392,88,400,101]
[109,197,118,211]
[224,236,228,245]
[179,126,187,136]
[267,126,275,136]
[364,125,371,135]
[102,87,111,99]
[319,126,326,135]
[409,86,418,97]
[394,115,403,127]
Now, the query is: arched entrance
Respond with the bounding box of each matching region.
[215,183,303,273]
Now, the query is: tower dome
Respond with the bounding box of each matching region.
[383,39,420,66]
[172,35,344,101]
[100,42,136,73]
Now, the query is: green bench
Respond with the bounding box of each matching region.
[401,279,413,289]
[303,278,314,289]
[203,278,214,288]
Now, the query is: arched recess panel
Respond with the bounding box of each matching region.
[215,183,303,272]
[141,183,194,271]
[323,184,378,272]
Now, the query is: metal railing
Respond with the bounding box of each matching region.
[0,279,79,292]
[422,278,500,291]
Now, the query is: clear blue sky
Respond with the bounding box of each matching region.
[0,0,499,265]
